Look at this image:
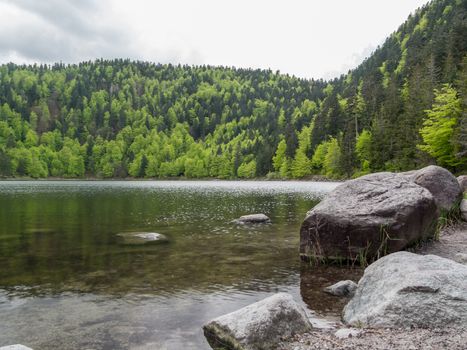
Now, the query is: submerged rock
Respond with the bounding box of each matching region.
[0,346,34,350]
[343,252,467,328]
[203,292,311,350]
[300,172,437,262]
[116,232,168,245]
[233,213,271,224]
[24,228,55,234]
[323,280,357,297]
[403,165,462,212]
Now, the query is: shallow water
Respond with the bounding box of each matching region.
[0,180,360,349]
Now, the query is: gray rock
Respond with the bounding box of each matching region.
[203,292,312,350]
[323,280,357,297]
[461,199,467,221]
[233,213,271,224]
[300,172,438,261]
[0,346,34,350]
[116,232,168,245]
[458,175,467,192]
[334,328,361,339]
[343,252,467,328]
[403,166,462,212]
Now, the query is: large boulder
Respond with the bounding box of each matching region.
[203,293,312,350]
[403,166,462,212]
[343,252,467,328]
[300,172,438,261]
[458,175,467,192]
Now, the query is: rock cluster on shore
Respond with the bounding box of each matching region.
[202,166,467,350]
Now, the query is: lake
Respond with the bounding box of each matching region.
[0,180,361,349]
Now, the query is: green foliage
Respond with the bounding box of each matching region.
[355,129,372,176]
[0,61,322,178]
[311,141,329,169]
[309,137,342,178]
[323,138,342,178]
[237,160,256,178]
[291,125,312,178]
[418,84,463,168]
[272,139,287,172]
[291,151,311,178]
[279,158,291,178]
[0,0,465,178]
[327,0,466,176]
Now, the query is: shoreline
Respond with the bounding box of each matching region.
[0,175,343,182]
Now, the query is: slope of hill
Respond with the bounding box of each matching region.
[308,0,467,177]
[0,0,465,179]
[0,63,326,178]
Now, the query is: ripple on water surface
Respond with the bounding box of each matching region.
[0,180,357,350]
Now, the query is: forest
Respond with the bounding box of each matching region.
[0,0,465,179]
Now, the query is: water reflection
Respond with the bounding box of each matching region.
[0,180,356,350]
[299,265,362,316]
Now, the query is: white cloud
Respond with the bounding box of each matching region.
[0,0,430,79]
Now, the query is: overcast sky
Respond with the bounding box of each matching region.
[0,0,430,79]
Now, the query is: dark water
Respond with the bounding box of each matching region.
[0,180,361,350]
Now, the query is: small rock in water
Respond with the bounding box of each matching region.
[233,213,271,224]
[334,328,361,339]
[116,232,168,245]
[323,280,358,297]
[0,346,34,350]
[134,232,163,240]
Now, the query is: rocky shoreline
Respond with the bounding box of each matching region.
[204,166,467,350]
[280,222,467,350]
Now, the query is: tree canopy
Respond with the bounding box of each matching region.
[0,0,465,179]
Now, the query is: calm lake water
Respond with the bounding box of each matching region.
[0,180,361,350]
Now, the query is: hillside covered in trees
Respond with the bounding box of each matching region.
[0,0,465,179]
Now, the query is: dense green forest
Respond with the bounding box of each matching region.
[0,0,465,179]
